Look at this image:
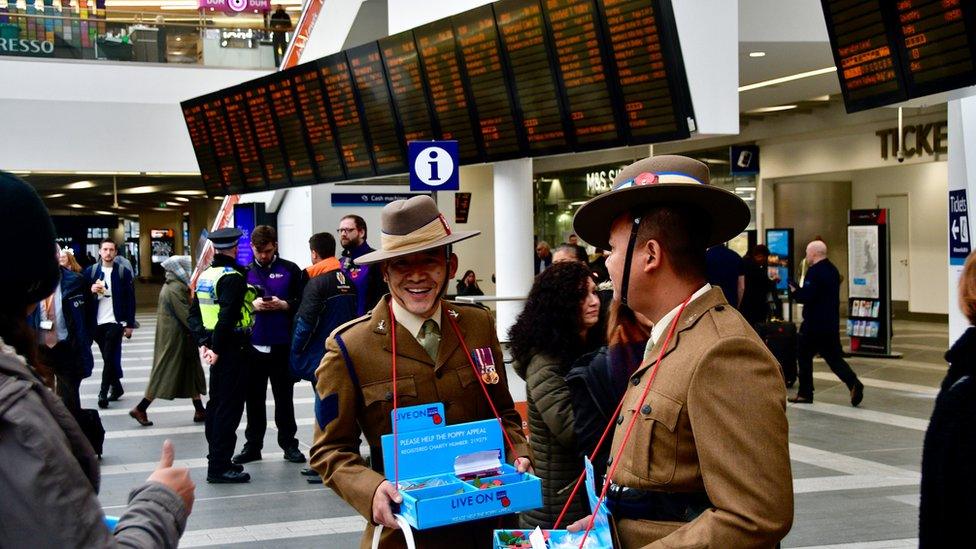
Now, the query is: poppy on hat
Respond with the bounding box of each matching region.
[354,195,479,265]
[573,155,750,250]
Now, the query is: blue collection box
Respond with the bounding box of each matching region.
[381,403,542,530]
[493,458,613,548]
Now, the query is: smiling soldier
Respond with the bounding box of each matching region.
[309,196,531,549]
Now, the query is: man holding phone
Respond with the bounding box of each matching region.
[85,238,136,409]
[234,225,306,466]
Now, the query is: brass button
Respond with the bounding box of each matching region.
[641,404,652,415]
[616,415,624,425]
[384,391,393,402]
[715,305,725,312]
[631,377,641,386]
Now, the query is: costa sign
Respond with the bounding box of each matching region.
[198,0,269,13]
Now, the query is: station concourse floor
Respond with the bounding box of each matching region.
[91,313,945,548]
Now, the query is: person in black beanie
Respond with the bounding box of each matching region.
[0,171,194,546]
[919,250,976,547]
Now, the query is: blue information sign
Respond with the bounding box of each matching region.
[409,140,459,192]
[233,204,255,267]
[949,189,971,266]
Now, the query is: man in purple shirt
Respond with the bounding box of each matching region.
[233,225,306,465]
[337,215,386,315]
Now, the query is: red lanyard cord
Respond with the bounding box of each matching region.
[386,304,521,494]
[388,301,401,491]
[578,294,692,549]
[445,313,519,460]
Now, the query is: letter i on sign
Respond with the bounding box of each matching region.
[428,150,440,181]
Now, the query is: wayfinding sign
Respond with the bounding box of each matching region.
[950,189,971,266]
[409,141,459,192]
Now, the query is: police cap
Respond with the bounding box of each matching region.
[208,227,243,249]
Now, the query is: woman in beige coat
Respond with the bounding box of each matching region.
[129,256,206,426]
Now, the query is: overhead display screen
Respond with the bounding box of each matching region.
[379,30,437,144]
[496,0,570,154]
[544,0,622,147]
[415,18,483,163]
[452,5,522,159]
[821,0,976,113]
[348,42,407,174]
[182,0,695,195]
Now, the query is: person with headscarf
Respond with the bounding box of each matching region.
[129,255,207,426]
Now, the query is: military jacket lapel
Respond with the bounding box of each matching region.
[435,304,463,371]
[632,288,728,379]
[376,298,439,367]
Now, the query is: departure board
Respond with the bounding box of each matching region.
[245,86,289,187]
[496,0,569,153]
[292,65,345,181]
[320,53,375,177]
[223,91,267,191]
[269,77,315,184]
[453,4,522,159]
[415,18,483,163]
[182,0,697,195]
[893,0,976,98]
[821,0,907,112]
[380,31,437,143]
[348,42,407,173]
[181,103,222,195]
[821,0,976,112]
[544,0,621,147]
[201,100,242,194]
[600,0,689,141]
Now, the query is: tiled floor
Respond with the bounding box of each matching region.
[93,315,947,547]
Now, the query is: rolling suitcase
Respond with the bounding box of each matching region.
[761,320,797,388]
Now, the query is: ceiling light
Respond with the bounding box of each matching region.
[809,95,832,101]
[165,201,184,207]
[173,197,190,203]
[68,203,85,209]
[46,193,66,199]
[11,170,31,175]
[747,105,799,113]
[739,66,836,92]
[122,185,162,194]
[66,180,97,189]
[748,51,766,58]
[152,207,173,211]
[735,186,757,191]
[172,189,207,196]
[94,210,117,216]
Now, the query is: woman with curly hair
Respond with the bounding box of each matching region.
[509,261,604,529]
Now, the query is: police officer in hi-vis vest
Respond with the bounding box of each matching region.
[188,227,256,484]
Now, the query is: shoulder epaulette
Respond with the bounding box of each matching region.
[447,299,491,312]
[332,311,372,337]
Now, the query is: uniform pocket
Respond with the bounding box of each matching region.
[631,390,682,485]
[361,376,418,428]
[447,365,487,419]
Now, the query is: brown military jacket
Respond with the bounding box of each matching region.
[609,287,793,548]
[310,296,530,549]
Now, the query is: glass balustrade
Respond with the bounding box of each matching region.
[0,1,286,69]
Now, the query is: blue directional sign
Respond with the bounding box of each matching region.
[949,189,971,266]
[409,140,459,192]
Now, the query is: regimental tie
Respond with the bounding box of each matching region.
[418,319,441,361]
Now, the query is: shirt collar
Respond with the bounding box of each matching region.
[649,283,712,347]
[390,298,442,340]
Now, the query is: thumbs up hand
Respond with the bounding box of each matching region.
[146,440,196,515]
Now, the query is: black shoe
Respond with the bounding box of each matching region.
[306,475,323,484]
[230,463,244,473]
[108,388,124,402]
[283,447,306,463]
[97,395,109,409]
[207,470,251,483]
[300,467,318,477]
[788,395,813,404]
[232,448,262,464]
[850,381,864,407]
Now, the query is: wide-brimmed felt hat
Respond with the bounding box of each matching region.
[573,155,750,250]
[355,195,479,265]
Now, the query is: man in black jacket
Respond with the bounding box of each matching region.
[789,240,864,406]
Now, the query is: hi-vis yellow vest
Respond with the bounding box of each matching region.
[195,266,256,330]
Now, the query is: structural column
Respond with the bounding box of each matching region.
[492,158,534,341]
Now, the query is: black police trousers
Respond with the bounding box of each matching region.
[206,342,247,474]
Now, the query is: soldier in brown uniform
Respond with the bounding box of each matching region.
[568,156,794,548]
[309,196,531,549]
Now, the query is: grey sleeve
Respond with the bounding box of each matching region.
[112,482,188,549]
